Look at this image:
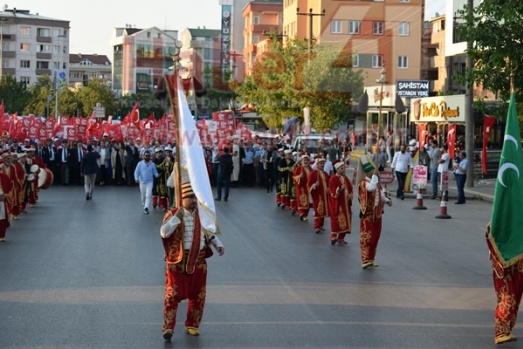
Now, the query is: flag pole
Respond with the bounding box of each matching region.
[169,42,183,208]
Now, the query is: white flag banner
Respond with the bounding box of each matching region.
[176,82,220,235]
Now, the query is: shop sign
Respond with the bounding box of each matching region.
[411,95,466,123]
[397,80,430,98]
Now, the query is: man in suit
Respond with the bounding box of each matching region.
[81,145,100,200]
[42,138,58,184]
[57,140,70,185]
[70,140,85,185]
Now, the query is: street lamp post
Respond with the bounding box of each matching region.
[296,8,325,61]
[376,67,388,145]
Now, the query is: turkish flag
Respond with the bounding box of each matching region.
[130,102,140,126]
[482,115,496,174]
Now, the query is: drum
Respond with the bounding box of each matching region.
[38,168,53,190]
[30,164,39,173]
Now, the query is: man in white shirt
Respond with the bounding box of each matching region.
[391,144,413,200]
[437,145,450,197]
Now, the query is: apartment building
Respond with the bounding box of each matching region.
[68,54,111,89]
[0,8,70,86]
[242,0,283,76]
[282,0,424,86]
[111,26,178,97]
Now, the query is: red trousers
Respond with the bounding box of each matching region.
[360,215,382,263]
[492,261,523,340]
[0,219,8,239]
[313,217,325,231]
[163,259,208,332]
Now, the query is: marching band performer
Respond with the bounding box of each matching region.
[328,160,353,246]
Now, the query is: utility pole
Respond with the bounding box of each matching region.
[296,8,325,61]
[465,0,474,187]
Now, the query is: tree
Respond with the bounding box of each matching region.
[303,45,365,131]
[24,75,54,116]
[202,66,238,113]
[457,0,523,103]
[236,37,308,129]
[0,75,30,115]
[76,79,117,117]
[235,37,365,131]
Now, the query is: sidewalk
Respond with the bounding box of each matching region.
[347,149,496,203]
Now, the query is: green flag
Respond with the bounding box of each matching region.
[488,92,523,267]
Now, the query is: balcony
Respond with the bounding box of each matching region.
[36,69,51,76]
[1,34,15,41]
[2,51,15,58]
[36,36,52,43]
[2,68,15,75]
[250,24,279,33]
[36,52,52,60]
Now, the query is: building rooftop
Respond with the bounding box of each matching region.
[0,8,68,23]
[69,54,111,65]
[187,28,221,37]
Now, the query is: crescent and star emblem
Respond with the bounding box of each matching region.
[497,134,520,187]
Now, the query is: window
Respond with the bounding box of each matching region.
[399,0,410,2]
[253,35,259,44]
[2,59,9,68]
[399,22,409,36]
[20,77,30,85]
[62,62,67,69]
[53,45,60,54]
[37,28,50,37]
[331,20,342,34]
[20,60,30,68]
[20,43,30,52]
[398,56,408,68]
[37,44,50,53]
[36,61,49,69]
[352,54,359,67]
[53,29,61,37]
[2,42,9,51]
[372,55,383,68]
[373,21,384,35]
[349,21,360,34]
[203,48,212,60]
[253,15,260,25]
[20,26,30,35]
[53,62,60,70]
[63,46,67,54]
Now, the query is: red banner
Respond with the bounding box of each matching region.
[482,115,496,174]
[447,124,457,158]
[418,123,428,150]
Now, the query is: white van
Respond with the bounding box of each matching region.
[292,134,334,158]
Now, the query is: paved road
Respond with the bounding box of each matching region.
[0,183,516,348]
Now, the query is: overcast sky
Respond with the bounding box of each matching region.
[13,0,445,60]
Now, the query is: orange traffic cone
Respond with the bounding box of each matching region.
[413,187,427,210]
[435,191,451,219]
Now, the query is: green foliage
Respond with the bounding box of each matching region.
[0,75,31,114]
[76,79,118,116]
[235,38,364,131]
[24,75,54,116]
[119,93,164,119]
[303,45,365,131]
[457,0,523,103]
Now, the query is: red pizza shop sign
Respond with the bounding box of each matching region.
[379,171,394,184]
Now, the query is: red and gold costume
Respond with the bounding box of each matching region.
[0,160,15,217]
[154,155,174,211]
[27,152,45,206]
[358,175,387,268]
[293,162,311,220]
[11,161,27,219]
[0,171,13,241]
[328,172,353,244]
[486,225,522,344]
[308,167,330,233]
